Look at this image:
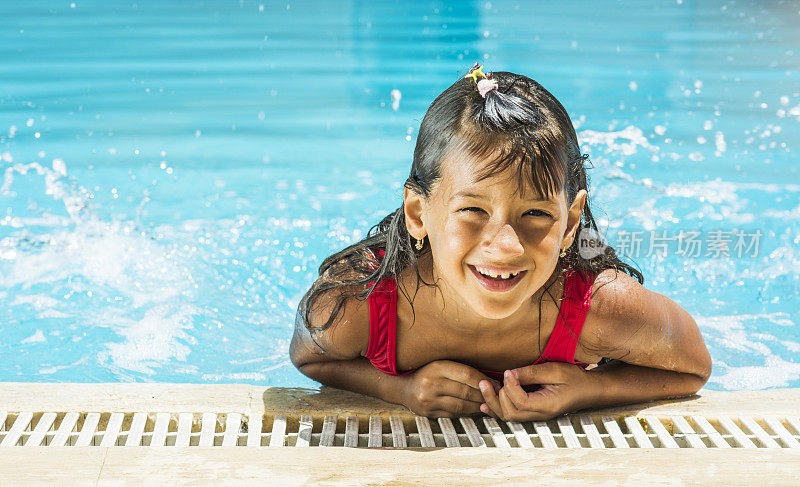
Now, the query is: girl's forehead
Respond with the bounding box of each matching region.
[436,152,560,202]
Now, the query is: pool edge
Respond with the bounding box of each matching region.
[1,382,799,418]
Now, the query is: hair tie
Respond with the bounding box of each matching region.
[477,78,499,98]
[464,62,498,98]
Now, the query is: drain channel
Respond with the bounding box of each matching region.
[1,411,799,448]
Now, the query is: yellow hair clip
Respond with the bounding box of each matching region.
[464,62,487,83]
[465,63,498,98]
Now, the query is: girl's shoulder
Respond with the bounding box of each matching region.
[590,266,631,293]
[303,280,372,360]
[573,268,642,362]
[579,268,711,380]
[303,248,384,359]
[582,267,688,355]
[586,267,645,321]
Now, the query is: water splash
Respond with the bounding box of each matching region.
[579,125,659,157]
[1,160,92,224]
[0,159,200,378]
[700,313,800,390]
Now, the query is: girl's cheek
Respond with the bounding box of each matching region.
[441,218,482,242]
[522,224,560,248]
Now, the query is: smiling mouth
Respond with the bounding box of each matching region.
[467,264,527,292]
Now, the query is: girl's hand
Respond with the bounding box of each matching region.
[477,362,599,421]
[400,360,502,418]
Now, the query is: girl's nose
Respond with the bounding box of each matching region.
[487,223,524,256]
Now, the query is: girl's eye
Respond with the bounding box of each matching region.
[458,207,552,218]
[526,209,552,218]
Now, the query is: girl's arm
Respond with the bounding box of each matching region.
[290,311,408,405]
[290,287,496,417]
[578,271,711,386]
[290,287,407,404]
[581,268,713,397]
[584,358,708,409]
[478,269,713,421]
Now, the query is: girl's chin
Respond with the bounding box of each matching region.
[466,302,521,321]
[464,284,526,316]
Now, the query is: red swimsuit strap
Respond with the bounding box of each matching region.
[534,268,595,366]
[364,249,414,376]
[364,274,414,376]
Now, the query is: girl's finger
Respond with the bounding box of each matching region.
[502,370,534,410]
[437,377,486,404]
[435,395,484,417]
[499,388,550,422]
[480,402,500,419]
[439,361,502,394]
[478,380,503,418]
[498,387,521,419]
[512,362,566,386]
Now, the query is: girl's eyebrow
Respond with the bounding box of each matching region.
[450,191,485,200]
[451,190,555,204]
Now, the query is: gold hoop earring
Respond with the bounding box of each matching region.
[559,248,566,258]
[415,236,425,251]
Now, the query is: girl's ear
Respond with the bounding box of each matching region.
[562,189,587,247]
[403,186,426,239]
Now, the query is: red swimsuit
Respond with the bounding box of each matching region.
[364,251,596,382]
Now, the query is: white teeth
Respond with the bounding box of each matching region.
[475,266,520,279]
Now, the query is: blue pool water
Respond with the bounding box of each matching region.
[1,0,798,390]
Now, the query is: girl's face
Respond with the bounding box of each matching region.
[404,153,586,321]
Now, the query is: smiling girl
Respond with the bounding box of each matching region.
[290,64,712,420]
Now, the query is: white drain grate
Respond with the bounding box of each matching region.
[2,411,799,448]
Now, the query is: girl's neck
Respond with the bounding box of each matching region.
[403,251,567,337]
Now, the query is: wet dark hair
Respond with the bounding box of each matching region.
[296,69,643,356]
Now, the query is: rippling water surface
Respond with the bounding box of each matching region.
[1,0,798,389]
